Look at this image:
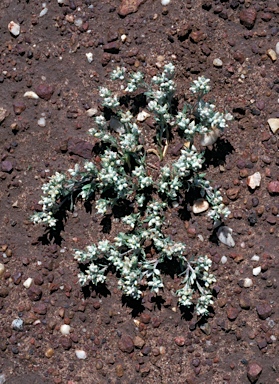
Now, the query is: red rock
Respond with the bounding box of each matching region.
[256,303,272,320]
[1,161,13,173]
[118,335,134,353]
[33,302,47,315]
[174,336,185,346]
[140,313,151,324]
[59,336,72,350]
[13,101,26,115]
[226,187,240,200]
[227,306,239,321]
[35,84,54,101]
[239,8,257,29]
[118,0,147,17]
[103,41,120,54]
[27,285,42,301]
[190,30,207,43]
[247,362,262,383]
[267,181,279,194]
[68,138,93,159]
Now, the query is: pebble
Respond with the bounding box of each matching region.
[13,101,26,115]
[174,336,185,347]
[24,91,39,99]
[33,302,47,315]
[0,107,8,123]
[0,263,5,277]
[45,348,54,358]
[247,362,262,383]
[118,335,134,353]
[116,364,124,377]
[243,278,253,288]
[192,199,209,214]
[1,161,13,173]
[11,318,24,331]
[161,0,170,5]
[267,118,279,134]
[133,335,145,348]
[75,349,87,359]
[239,8,257,29]
[200,128,220,146]
[213,58,223,67]
[27,285,42,301]
[8,21,20,37]
[60,324,71,335]
[68,138,94,159]
[226,187,240,200]
[276,42,279,55]
[39,7,48,17]
[60,336,72,350]
[267,181,279,194]
[256,303,272,320]
[35,84,54,101]
[38,117,46,127]
[251,255,260,262]
[227,306,239,321]
[140,313,151,324]
[247,172,261,190]
[137,111,150,122]
[217,226,235,247]
[252,266,261,276]
[221,255,227,264]
[86,52,93,63]
[267,49,277,62]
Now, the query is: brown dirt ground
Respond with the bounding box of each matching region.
[0,0,279,383]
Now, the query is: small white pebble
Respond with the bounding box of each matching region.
[213,58,223,67]
[24,91,39,99]
[86,52,93,63]
[0,263,5,277]
[8,21,20,37]
[120,34,127,43]
[39,7,48,17]
[276,42,279,55]
[60,324,71,335]
[251,255,260,262]
[161,0,171,5]
[221,255,227,264]
[86,107,97,117]
[12,318,24,331]
[74,18,83,28]
[243,278,253,288]
[75,350,87,359]
[137,110,150,122]
[270,335,276,342]
[253,266,261,276]
[23,277,33,289]
[37,117,46,127]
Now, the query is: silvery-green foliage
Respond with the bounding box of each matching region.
[31,63,231,316]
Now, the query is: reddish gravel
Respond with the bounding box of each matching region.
[0,1,279,383]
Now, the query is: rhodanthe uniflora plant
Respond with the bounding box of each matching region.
[32,63,232,316]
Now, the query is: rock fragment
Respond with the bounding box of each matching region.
[247,362,262,383]
[1,161,13,173]
[256,303,272,320]
[247,172,261,190]
[217,226,235,247]
[35,84,54,101]
[118,335,134,353]
[27,285,42,301]
[75,350,87,359]
[192,199,209,214]
[8,21,20,37]
[24,91,39,99]
[267,181,279,194]
[11,318,24,331]
[118,0,147,17]
[267,118,279,134]
[267,49,277,62]
[239,8,257,29]
[0,108,8,124]
[60,324,71,335]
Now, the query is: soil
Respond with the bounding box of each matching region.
[0,0,279,383]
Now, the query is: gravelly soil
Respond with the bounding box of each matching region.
[0,1,279,383]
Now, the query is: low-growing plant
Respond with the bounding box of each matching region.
[32,63,231,316]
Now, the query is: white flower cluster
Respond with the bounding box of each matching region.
[32,63,233,316]
[190,76,211,94]
[176,255,216,316]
